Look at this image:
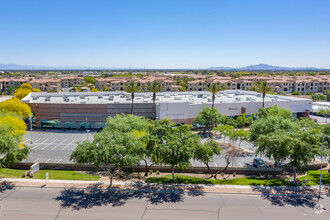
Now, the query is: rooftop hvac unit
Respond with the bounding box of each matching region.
[164,94,171,98]
[98,95,102,99]
[45,97,50,101]
[246,97,251,101]
[143,99,148,102]
[202,101,207,104]
[109,96,114,101]
[80,95,85,99]
[64,98,70,102]
[81,101,86,104]
[197,94,203,98]
[220,101,225,103]
[256,94,261,97]
[208,98,213,102]
[32,97,39,100]
[235,97,241,101]
[126,97,132,101]
[174,96,182,100]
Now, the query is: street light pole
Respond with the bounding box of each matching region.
[29,116,33,144]
[319,135,330,198]
[85,118,89,141]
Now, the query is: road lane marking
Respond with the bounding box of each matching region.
[51,138,67,150]
[41,139,59,150]
[32,139,49,149]
[61,139,77,151]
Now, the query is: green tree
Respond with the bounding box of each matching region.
[193,139,221,177]
[147,80,162,119]
[312,94,326,102]
[257,105,292,119]
[206,83,227,108]
[234,129,250,147]
[153,119,200,180]
[254,81,273,108]
[318,108,330,123]
[84,76,95,84]
[193,106,221,130]
[213,124,235,143]
[70,114,147,187]
[0,111,31,167]
[125,81,141,114]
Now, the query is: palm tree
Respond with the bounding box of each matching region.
[206,83,228,108]
[255,81,273,108]
[148,80,162,119]
[125,81,140,114]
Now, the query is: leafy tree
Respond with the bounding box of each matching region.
[84,76,95,84]
[234,129,250,147]
[147,80,162,119]
[206,83,227,108]
[254,81,273,107]
[0,98,32,119]
[193,138,221,177]
[193,106,221,130]
[312,94,326,102]
[318,108,330,123]
[213,124,235,143]
[152,119,200,180]
[70,114,148,187]
[257,105,292,119]
[125,81,141,114]
[102,85,110,91]
[291,91,301,95]
[0,111,30,167]
[6,86,16,95]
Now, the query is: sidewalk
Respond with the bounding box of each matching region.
[1,178,329,195]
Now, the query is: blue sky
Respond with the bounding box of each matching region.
[0,0,329,69]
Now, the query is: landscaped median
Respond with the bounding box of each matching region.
[146,170,330,186]
[0,168,100,181]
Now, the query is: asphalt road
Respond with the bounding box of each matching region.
[0,185,329,219]
[23,131,264,167]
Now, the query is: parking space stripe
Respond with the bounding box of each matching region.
[61,139,77,151]
[33,158,39,162]
[41,138,59,150]
[51,138,67,150]
[32,139,49,149]
[45,158,51,163]
[57,159,62,163]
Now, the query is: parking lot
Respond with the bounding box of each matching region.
[23,131,262,167]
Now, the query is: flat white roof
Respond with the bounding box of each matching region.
[22,90,311,105]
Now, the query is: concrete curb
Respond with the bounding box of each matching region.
[1,178,329,190]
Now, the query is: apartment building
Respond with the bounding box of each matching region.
[95,76,179,92]
[0,77,33,92]
[60,77,84,88]
[30,78,61,92]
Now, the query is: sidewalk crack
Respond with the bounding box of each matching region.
[140,202,149,220]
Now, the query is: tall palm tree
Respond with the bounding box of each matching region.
[255,81,273,108]
[206,83,228,108]
[125,81,140,114]
[148,80,162,119]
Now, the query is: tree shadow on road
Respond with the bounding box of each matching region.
[55,183,205,210]
[0,181,15,193]
[251,185,320,209]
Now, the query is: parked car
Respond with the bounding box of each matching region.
[253,158,266,168]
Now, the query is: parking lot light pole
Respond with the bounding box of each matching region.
[29,116,33,144]
[319,135,330,198]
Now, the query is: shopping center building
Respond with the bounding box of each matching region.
[22,90,312,129]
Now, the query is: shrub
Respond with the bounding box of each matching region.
[264,173,269,179]
[156,170,160,175]
[291,91,301,95]
[233,172,236,177]
[149,170,153,175]
[220,172,225,177]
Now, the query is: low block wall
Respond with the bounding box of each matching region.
[10,162,284,175]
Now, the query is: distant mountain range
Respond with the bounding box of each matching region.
[0,63,326,71]
[209,64,323,71]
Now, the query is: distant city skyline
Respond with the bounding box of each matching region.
[1,0,330,69]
